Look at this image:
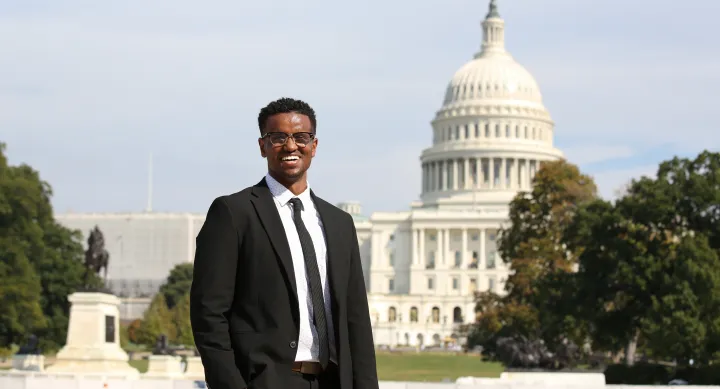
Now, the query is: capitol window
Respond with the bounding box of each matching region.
[452,277,459,290]
[388,307,397,322]
[426,252,436,269]
[427,277,435,290]
[388,278,394,292]
[454,251,462,268]
[410,307,418,322]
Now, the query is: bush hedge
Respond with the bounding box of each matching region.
[604,363,720,385]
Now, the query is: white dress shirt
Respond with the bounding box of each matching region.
[265,174,337,363]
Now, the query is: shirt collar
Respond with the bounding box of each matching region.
[265,173,312,208]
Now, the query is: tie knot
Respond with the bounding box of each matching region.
[288,197,304,212]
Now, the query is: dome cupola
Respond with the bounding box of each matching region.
[417,0,563,211]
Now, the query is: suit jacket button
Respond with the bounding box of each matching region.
[289,341,297,349]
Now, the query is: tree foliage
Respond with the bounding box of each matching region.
[470,151,720,368]
[131,264,195,349]
[159,262,193,310]
[136,293,175,347]
[173,293,194,347]
[0,143,99,352]
[567,150,720,366]
[470,159,597,357]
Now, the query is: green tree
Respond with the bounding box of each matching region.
[136,293,175,347]
[172,293,194,347]
[499,159,598,301]
[0,250,46,351]
[470,159,597,355]
[567,199,720,365]
[159,263,193,309]
[566,152,720,366]
[0,142,101,352]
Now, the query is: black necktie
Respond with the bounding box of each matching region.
[288,197,329,368]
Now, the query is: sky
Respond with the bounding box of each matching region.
[2,0,719,216]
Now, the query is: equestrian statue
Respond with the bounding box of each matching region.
[83,225,111,293]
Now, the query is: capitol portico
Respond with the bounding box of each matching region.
[55,0,564,350]
[343,0,563,348]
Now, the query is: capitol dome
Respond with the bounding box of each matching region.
[418,0,563,210]
[443,53,543,107]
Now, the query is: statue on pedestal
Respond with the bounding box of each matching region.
[82,225,112,293]
[152,334,173,356]
[16,334,41,355]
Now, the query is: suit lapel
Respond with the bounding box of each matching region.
[250,179,298,309]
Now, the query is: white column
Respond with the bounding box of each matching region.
[476,158,482,188]
[437,229,444,267]
[419,229,425,267]
[438,161,444,191]
[452,160,458,190]
[479,228,486,268]
[412,228,418,266]
[510,159,517,189]
[489,159,495,189]
[501,158,507,189]
[443,229,450,267]
[463,159,470,189]
[461,228,468,268]
[370,231,381,285]
[525,159,533,189]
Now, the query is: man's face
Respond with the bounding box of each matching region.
[258,112,317,183]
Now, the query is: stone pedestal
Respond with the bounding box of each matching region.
[45,292,139,377]
[183,356,206,381]
[143,355,185,379]
[499,371,606,387]
[11,354,45,372]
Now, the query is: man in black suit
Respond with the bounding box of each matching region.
[190,97,379,389]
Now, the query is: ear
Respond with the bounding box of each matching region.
[258,137,266,158]
[310,137,318,158]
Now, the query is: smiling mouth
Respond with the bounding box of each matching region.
[281,156,300,162]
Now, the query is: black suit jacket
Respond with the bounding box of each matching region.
[190,178,379,389]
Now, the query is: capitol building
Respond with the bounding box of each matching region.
[56,0,563,348]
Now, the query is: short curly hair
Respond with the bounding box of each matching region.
[257,97,317,135]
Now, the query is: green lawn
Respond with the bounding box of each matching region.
[110,352,504,382]
[376,351,503,382]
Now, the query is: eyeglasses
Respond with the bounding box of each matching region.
[261,132,315,147]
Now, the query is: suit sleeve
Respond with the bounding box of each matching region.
[190,197,246,389]
[345,217,380,389]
